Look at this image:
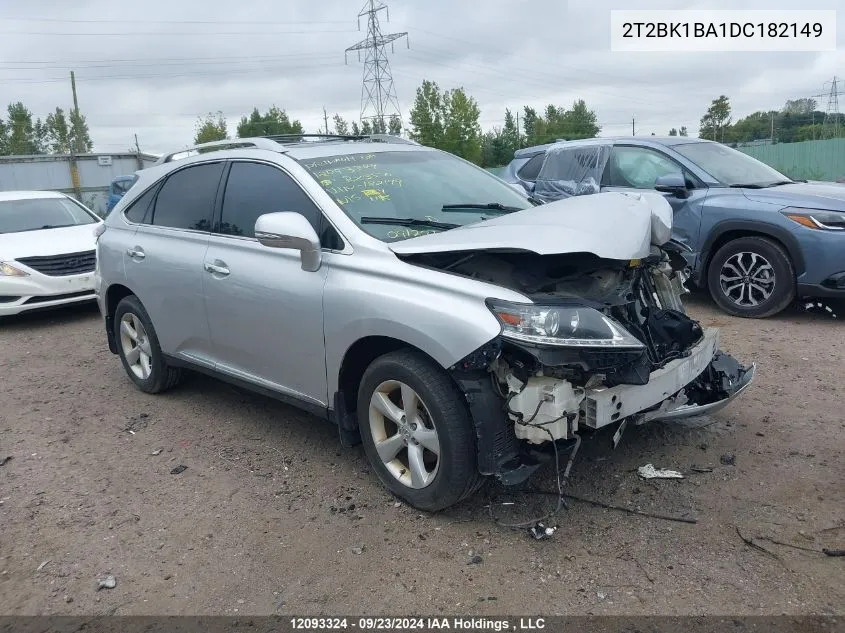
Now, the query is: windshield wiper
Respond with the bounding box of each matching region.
[728,183,766,189]
[766,180,795,187]
[360,217,460,230]
[441,202,523,213]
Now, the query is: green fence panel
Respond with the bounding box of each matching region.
[736,138,845,182]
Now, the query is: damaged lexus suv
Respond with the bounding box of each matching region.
[95,134,755,511]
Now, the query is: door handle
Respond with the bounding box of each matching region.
[204,261,230,276]
[126,247,145,259]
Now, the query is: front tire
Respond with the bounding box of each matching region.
[707,236,795,318]
[114,295,182,393]
[357,350,482,512]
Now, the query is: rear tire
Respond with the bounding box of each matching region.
[357,350,482,512]
[114,295,182,393]
[707,236,795,318]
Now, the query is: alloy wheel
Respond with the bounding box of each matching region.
[368,380,441,489]
[719,251,775,307]
[119,312,153,380]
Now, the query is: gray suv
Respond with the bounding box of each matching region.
[95,134,754,511]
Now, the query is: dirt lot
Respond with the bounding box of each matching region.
[1,295,843,616]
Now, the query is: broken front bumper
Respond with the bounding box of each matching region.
[582,328,755,428]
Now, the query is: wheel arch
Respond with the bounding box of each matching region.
[700,220,805,281]
[104,283,135,354]
[335,335,444,424]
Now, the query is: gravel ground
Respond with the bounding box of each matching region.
[1,295,843,616]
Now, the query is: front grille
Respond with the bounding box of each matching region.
[16,250,96,277]
[24,290,95,305]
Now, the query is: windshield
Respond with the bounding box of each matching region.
[0,197,98,234]
[673,142,790,187]
[299,150,533,242]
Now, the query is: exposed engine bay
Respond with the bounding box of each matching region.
[400,243,755,483]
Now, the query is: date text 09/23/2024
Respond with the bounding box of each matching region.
[290,617,547,631]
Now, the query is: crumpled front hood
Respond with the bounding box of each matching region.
[389,191,673,260]
[742,182,845,212]
[1,223,100,260]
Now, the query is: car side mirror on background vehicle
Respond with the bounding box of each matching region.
[255,212,322,272]
[654,173,689,198]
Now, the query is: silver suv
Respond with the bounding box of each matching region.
[95,134,755,511]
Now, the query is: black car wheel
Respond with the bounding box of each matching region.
[707,236,795,318]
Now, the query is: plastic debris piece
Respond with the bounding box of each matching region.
[151,449,162,456]
[170,465,187,475]
[0,456,12,467]
[637,464,684,479]
[720,454,736,466]
[37,560,50,571]
[97,575,116,590]
[528,522,558,540]
[350,546,364,555]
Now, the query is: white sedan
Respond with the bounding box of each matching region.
[0,191,102,317]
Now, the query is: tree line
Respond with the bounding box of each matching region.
[193,80,603,168]
[697,95,845,145]
[0,102,93,155]
[194,107,403,145]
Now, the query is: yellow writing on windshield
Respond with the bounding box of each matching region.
[362,189,391,202]
[303,154,376,169]
[387,228,435,239]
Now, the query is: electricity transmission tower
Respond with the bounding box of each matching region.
[345,0,408,131]
[820,76,843,139]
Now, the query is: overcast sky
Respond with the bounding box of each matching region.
[1,0,842,155]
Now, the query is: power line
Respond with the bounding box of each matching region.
[345,0,408,128]
[0,29,356,36]
[2,16,349,25]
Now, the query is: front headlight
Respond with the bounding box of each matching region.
[781,207,845,231]
[0,261,28,277]
[488,300,644,348]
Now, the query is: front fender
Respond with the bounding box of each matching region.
[322,251,527,398]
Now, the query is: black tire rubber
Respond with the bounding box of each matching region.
[114,295,182,393]
[357,350,483,512]
[707,236,795,318]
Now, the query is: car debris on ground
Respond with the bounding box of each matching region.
[170,465,187,475]
[528,522,557,540]
[637,464,684,479]
[97,575,116,590]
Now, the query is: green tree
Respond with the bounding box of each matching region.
[441,87,482,163]
[522,106,538,146]
[194,111,228,144]
[332,114,349,135]
[370,117,387,134]
[45,108,71,153]
[350,121,361,136]
[6,102,38,154]
[33,118,49,153]
[409,80,445,147]
[679,126,688,136]
[700,95,731,141]
[237,106,303,138]
[783,98,817,116]
[668,128,678,136]
[408,80,482,163]
[388,114,402,136]
[500,109,519,161]
[560,99,600,139]
[69,107,93,153]
[522,100,600,145]
[360,120,373,135]
[0,118,8,155]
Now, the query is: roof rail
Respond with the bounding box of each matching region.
[155,138,283,165]
[262,133,419,146]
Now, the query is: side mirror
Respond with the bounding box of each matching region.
[254,212,322,272]
[654,173,689,198]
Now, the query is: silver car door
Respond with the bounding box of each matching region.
[202,160,331,407]
[124,161,223,366]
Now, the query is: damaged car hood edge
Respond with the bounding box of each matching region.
[389,192,673,261]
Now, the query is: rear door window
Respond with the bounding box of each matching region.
[150,162,223,231]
